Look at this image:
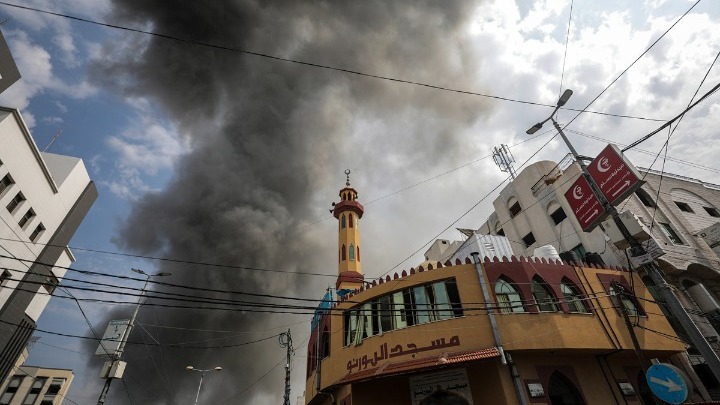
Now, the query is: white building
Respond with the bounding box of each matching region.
[0,107,97,383]
[426,153,720,394]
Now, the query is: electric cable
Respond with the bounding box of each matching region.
[0,1,667,123]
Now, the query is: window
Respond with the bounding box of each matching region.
[532,277,559,312]
[496,228,505,237]
[548,371,586,405]
[357,246,360,262]
[41,378,65,404]
[344,279,463,345]
[571,244,587,260]
[6,191,25,214]
[561,280,589,313]
[659,222,683,244]
[30,223,45,242]
[341,214,346,229]
[495,278,526,314]
[349,244,355,261]
[23,377,47,405]
[550,207,567,225]
[349,213,354,228]
[509,201,522,217]
[704,207,720,218]
[0,174,13,195]
[675,201,694,213]
[18,208,35,228]
[609,284,641,317]
[522,232,536,248]
[635,189,656,208]
[0,376,23,405]
[341,244,346,261]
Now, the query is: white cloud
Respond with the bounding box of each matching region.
[0,30,97,120]
[102,109,191,199]
[41,116,63,124]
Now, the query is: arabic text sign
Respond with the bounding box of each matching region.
[95,319,130,357]
[346,335,460,374]
[646,363,689,404]
[409,368,474,405]
[587,144,642,206]
[564,175,607,232]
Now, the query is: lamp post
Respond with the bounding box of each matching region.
[526,89,720,383]
[97,269,172,405]
[186,366,222,405]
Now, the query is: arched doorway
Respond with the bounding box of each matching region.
[418,389,470,405]
[548,371,585,405]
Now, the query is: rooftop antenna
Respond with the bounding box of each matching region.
[44,128,64,152]
[492,144,517,179]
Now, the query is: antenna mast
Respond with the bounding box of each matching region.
[492,144,517,179]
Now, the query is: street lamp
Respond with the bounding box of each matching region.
[186,366,223,405]
[526,89,584,166]
[97,269,172,405]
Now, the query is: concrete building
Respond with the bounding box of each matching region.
[0,348,74,405]
[424,153,720,395]
[0,107,97,383]
[304,175,697,405]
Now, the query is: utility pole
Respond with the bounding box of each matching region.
[527,90,720,382]
[611,280,647,368]
[492,144,517,179]
[97,269,171,405]
[279,329,294,405]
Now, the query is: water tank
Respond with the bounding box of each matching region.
[584,252,605,267]
[686,283,720,313]
[559,251,580,264]
[534,245,561,261]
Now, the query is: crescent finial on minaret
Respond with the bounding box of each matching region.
[345,169,351,186]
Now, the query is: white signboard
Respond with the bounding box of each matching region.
[699,222,720,258]
[409,368,473,405]
[630,238,666,268]
[95,319,130,357]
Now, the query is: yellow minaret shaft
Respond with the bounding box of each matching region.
[332,170,364,291]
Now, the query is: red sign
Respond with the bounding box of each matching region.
[587,144,642,206]
[565,175,607,232]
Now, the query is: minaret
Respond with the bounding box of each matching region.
[332,169,364,291]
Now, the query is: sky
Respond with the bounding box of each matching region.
[0,0,719,404]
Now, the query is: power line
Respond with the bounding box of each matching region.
[561,0,702,131]
[0,1,665,123]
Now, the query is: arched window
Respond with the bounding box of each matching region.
[341,244,346,261]
[508,196,522,218]
[349,244,355,261]
[341,214,346,229]
[532,276,559,312]
[561,279,589,313]
[349,213,354,228]
[609,284,641,317]
[495,278,526,314]
[548,371,585,405]
[357,245,360,262]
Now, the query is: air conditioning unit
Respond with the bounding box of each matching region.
[601,211,650,250]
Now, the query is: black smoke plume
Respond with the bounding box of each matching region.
[89,1,487,403]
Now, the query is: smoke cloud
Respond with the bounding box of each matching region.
[89,1,489,403]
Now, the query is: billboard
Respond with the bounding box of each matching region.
[564,175,607,232]
[586,144,643,206]
[95,319,130,358]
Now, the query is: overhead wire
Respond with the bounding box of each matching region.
[0,1,666,123]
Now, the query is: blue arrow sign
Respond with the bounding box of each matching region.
[646,363,689,404]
